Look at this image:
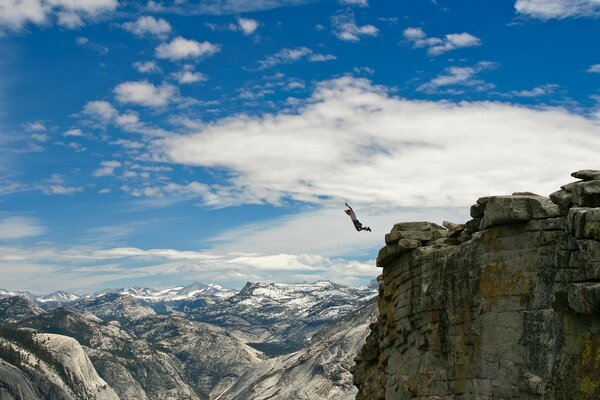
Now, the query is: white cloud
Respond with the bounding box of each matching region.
[122,16,171,39]
[256,47,336,69]
[83,100,118,121]
[418,61,498,93]
[133,61,162,74]
[515,0,600,19]
[93,160,121,177]
[114,80,177,108]
[0,0,118,32]
[64,128,84,137]
[30,133,48,142]
[42,185,83,195]
[147,0,313,15]
[331,10,378,42]
[587,64,600,73]
[504,84,559,97]
[155,36,220,61]
[0,216,44,239]
[0,243,377,292]
[173,70,207,84]
[24,121,46,131]
[339,0,368,6]
[237,17,258,35]
[75,36,108,54]
[158,76,600,209]
[403,27,481,56]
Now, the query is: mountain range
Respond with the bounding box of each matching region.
[0,280,378,400]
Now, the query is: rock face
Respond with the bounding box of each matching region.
[353,170,600,399]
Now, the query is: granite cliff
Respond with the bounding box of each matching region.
[353,170,600,399]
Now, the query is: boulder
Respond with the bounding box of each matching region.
[549,190,573,210]
[442,221,461,230]
[385,230,435,244]
[571,169,600,181]
[376,239,420,268]
[571,180,600,207]
[480,195,562,229]
[464,218,482,234]
[391,221,444,232]
[470,203,485,219]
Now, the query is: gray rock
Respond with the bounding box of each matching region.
[355,177,600,400]
[571,180,600,207]
[571,169,600,181]
[385,230,434,244]
[561,181,579,192]
[391,221,444,232]
[567,282,600,314]
[567,207,600,240]
[470,203,485,219]
[549,189,573,210]
[457,230,471,243]
[464,218,482,234]
[480,195,562,229]
[442,221,461,230]
[476,196,491,206]
[376,239,420,268]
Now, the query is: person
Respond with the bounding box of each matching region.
[344,203,371,232]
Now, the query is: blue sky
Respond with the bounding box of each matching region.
[1,0,600,293]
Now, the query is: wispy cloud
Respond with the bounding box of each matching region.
[503,84,559,98]
[331,10,378,41]
[587,64,600,73]
[417,61,498,93]
[75,37,109,55]
[255,47,336,69]
[339,0,369,6]
[0,216,44,239]
[402,27,481,56]
[515,0,600,20]
[145,0,314,16]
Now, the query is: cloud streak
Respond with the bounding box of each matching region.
[255,47,336,69]
[515,0,600,20]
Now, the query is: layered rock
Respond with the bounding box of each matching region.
[354,170,600,399]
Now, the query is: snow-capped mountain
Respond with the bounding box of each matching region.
[91,282,236,303]
[0,289,35,301]
[37,291,80,304]
[190,280,377,354]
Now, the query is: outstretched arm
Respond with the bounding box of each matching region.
[345,202,353,211]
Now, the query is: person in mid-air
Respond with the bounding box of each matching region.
[344,203,371,232]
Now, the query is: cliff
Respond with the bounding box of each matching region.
[353,170,600,399]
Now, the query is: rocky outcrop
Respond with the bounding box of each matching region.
[353,170,600,399]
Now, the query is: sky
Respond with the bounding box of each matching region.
[0,0,599,294]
